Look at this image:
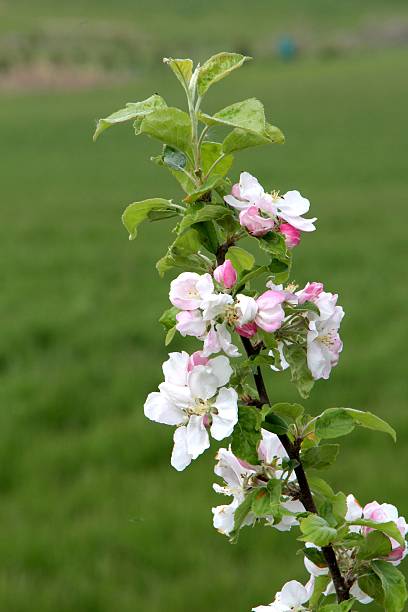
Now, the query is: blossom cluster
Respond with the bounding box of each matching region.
[170,266,344,382]
[212,431,304,536]
[224,172,316,245]
[253,495,408,610]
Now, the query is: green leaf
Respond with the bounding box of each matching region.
[308,574,330,609]
[93,94,167,141]
[169,142,233,198]
[301,444,340,470]
[286,300,320,316]
[223,122,285,154]
[315,408,355,440]
[159,306,178,331]
[225,246,255,274]
[299,514,337,546]
[163,146,187,171]
[262,410,289,436]
[343,408,396,442]
[349,519,405,547]
[271,402,304,421]
[357,531,392,560]
[163,57,193,89]
[178,203,233,234]
[359,571,384,606]
[319,601,355,612]
[372,560,408,612]
[234,264,269,292]
[257,231,288,260]
[315,407,396,442]
[231,406,263,465]
[230,489,257,542]
[303,546,327,568]
[197,52,251,97]
[165,326,176,346]
[200,98,265,134]
[284,345,315,399]
[156,228,209,277]
[140,107,192,154]
[122,198,174,240]
[251,479,282,518]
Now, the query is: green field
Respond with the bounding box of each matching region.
[1,4,408,610]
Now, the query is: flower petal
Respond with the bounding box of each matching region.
[144,391,185,425]
[162,351,190,385]
[208,354,233,387]
[171,426,192,471]
[186,415,210,459]
[211,387,238,440]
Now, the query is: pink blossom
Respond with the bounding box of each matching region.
[239,206,275,237]
[188,351,209,371]
[296,282,324,304]
[213,260,237,289]
[175,310,206,338]
[235,322,258,338]
[255,290,286,333]
[363,501,408,564]
[231,183,242,199]
[279,223,301,249]
[169,272,214,310]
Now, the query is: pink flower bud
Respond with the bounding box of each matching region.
[297,282,324,304]
[280,222,301,248]
[239,206,276,237]
[235,322,258,338]
[255,290,286,333]
[231,183,242,199]
[213,260,237,289]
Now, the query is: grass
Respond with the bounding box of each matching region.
[1,29,408,612]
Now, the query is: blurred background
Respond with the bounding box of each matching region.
[1,1,408,610]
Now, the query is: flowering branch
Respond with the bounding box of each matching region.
[94,52,406,611]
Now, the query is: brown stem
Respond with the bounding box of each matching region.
[218,244,350,603]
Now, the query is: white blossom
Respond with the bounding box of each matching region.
[144,352,237,470]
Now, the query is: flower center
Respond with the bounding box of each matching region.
[317,329,336,347]
[224,305,239,325]
[187,288,200,298]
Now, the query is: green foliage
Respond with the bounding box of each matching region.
[372,561,407,612]
[225,246,255,274]
[178,203,233,234]
[200,98,265,132]
[156,228,209,277]
[357,531,392,560]
[301,444,340,470]
[315,407,396,441]
[139,107,193,155]
[122,198,175,240]
[348,519,405,547]
[358,563,408,611]
[93,94,167,140]
[223,123,285,154]
[262,409,289,436]
[308,574,330,608]
[251,479,282,519]
[197,52,251,97]
[284,345,315,399]
[270,402,304,421]
[163,57,193,90]
[231,406,263,465]
[299,514,337,546]
[319,601,355,612]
